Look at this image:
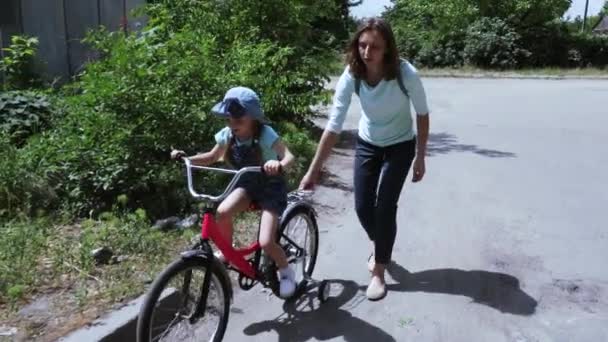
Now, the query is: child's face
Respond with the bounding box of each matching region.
[227,115,255,140]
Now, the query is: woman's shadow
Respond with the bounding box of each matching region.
[382,262,538,316]
[243,279,396,342]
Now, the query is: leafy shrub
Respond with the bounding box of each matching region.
[0,91,54,147]
[463,18,530,69]
[386,0,606,69]
[569,33,608,68]
[520,21,608,68]
[0,35,41,90]
[276,121,317,189]
[0,136,56,218]
[1,1,330,219]
[519,21,573,67]
[415,31,466,67]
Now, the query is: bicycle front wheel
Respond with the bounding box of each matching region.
[137,258,230,342]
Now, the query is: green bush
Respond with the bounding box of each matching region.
[386,0,606,69]
[0,35,41,90]
[0,136,56,218]
[0,91,54,147]
[276,121,317,190]
[464,18,530,69]
[570,33,608,68]
[520,21,608,68]
[1,1,331,219]
[519,21,572,67]
[416,31,466,67]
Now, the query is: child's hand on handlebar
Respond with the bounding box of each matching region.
[263,160,282,176]
[170,149,186,160]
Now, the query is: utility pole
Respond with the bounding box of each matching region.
[582,0,590,32]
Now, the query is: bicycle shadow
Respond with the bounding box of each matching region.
[243,279,395,342]
[376,262,537,316]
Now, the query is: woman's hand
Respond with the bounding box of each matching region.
[299,169,320,190]
[264,160,282,176]
[412,157,425,182]
[170,149,186,160]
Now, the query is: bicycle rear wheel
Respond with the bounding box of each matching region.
[277,206,319,296]
[137,258,230,342]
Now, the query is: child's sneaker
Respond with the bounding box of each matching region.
[279,266,296,298]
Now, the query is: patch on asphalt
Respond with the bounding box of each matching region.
[539,279,608,314]
[485,250,545,274]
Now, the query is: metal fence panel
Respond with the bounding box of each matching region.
[1,0,146,80]
[65,0,100,75]
[21,0,69,78]
[100,0,125,32]
[1,0,23,51]
[126,0,147,31]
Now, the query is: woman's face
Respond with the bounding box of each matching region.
[358,29,387,70]
[227,115,255,140]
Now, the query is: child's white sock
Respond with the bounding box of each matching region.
[279,265,294,279]
[279,266,296,298]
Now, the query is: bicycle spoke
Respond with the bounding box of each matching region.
[144,264,226,342]
[279,211,317,289]
[152,315,182,342]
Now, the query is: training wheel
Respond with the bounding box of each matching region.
[318,280,330,303]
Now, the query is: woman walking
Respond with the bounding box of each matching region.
[299,18,430,301]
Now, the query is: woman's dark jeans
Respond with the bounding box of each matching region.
[354,137,416,265]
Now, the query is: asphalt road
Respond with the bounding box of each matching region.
[223,77,608,342]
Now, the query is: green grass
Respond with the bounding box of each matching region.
[0,206,263,339]
[0,211,176,308]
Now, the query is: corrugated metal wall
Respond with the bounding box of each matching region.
[0,0,146,80]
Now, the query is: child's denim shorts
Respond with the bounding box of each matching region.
[235,174,288,215]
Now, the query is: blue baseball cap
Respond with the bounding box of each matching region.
[211,87,268,123]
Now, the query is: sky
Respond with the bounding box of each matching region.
[350,0,605,20]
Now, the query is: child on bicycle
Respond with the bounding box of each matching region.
[171,86,296,298]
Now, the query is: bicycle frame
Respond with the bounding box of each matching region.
[182,158,312,283]
[138,158,322,339]
[182,157,267,280]
[200,211,260,279]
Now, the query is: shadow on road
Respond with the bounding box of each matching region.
[428,132,516,158]
[243,279,395,342]
[335,129,359,149]
[319,170,353,192]
[314,129,515,159]
[382,262,537,316]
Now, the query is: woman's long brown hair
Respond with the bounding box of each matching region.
[346,17,401,81]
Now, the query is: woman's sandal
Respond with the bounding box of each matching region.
[366,275,387,301]
[367,253,375,273]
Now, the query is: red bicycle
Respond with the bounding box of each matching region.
[137,158,328,342]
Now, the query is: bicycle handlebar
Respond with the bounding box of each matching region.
[183,157,262,203]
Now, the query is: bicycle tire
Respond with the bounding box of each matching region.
[136,257,230,342]
[274,205,319,297]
